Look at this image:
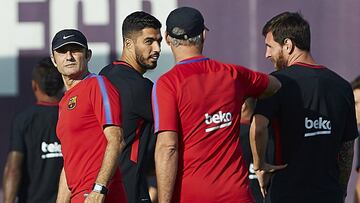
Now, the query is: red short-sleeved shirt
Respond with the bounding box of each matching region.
[152,56,269,203]
[57,74,126,201]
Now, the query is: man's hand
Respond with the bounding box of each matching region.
[84,191,105,203]
[254,162,287,197]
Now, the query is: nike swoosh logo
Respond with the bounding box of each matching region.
[63,34,74,39]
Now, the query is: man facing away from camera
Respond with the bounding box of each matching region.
[3,57,64,203]
[152,6,281,203]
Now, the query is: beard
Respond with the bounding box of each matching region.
[135,48,158,70]
[273,50,287,70]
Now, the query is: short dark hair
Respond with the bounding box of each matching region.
[122,11,161,40]
[32,57,64,97]
[351,76,360,90]
[262,11,311,52]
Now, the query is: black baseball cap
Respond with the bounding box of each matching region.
[51,29,88,50]
[166,7,208,40]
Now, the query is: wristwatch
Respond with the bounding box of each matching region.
[92,183,108,195]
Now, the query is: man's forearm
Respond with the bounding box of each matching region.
[155,131,178,203]
[338,140,354,193]
[56,168,71,203]
[250,115,269,170]
[3,171,21,203]
[3,152,23,203]
[95,126,125,185]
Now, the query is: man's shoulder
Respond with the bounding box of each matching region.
[11,105,40,128]
[158,59,215,80]
[83,75,103,88]
[100,62,125,75]
[84,74,112,85]
[14,105,37,120]
[205,58,250,70]
[68,75,115,98]
[101,62,149,84]
[269,68,302,84]
[157,66,178,81]
[156,59,243,87]
[278,65,351,88]
[156,68,182,91]
[320,67,351,87]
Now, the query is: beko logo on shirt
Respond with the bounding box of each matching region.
[41,141,63,159]
[204,111,232,132]
[304,117,331,137]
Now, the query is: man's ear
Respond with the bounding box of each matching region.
[202,29,206,41]
[164,32,171,45]
[31,80,37,92]
[50,54,57,67]
[86,49,92,62]
[124,38,133,49]
[283,38,294,54]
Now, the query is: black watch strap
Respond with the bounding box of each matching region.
[92,183,108,195]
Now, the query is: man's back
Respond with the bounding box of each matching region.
[153,56,269,202]
[255,63,358,202]
[11,103,63,203]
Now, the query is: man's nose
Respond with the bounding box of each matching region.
[153,41,161,53]
[65,50,74,60]
[265,49,271,59]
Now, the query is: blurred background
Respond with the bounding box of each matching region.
[0,0,359,202]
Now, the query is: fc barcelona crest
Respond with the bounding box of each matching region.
[68,96,77,110]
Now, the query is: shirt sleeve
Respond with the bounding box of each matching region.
[236,65,269,98]
[254,91,280,120]
[342,88,359,142]
[152,77,178,134]
[90,76,122,127]
[253,73,281,119]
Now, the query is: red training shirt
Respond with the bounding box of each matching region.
[57,74,125,200]
[152,56,269,203]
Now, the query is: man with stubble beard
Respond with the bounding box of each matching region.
[250,12,358,203]
[99,11,162,203]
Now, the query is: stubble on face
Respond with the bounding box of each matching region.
[135,46,158,70]
[274,49,287,70]
[131,28,161,72]
[265,32,288,70]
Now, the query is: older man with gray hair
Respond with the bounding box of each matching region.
[152,6,281,203]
